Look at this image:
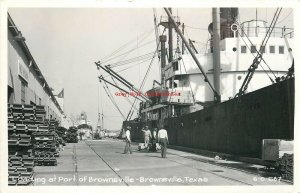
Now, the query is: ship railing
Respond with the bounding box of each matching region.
[284,31,294,38]
[238,26,294,38]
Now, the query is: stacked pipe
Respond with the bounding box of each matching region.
[33,118,61,165]
[56,126,67,146]
[44,119,58,132]
[8,104,64,185]
[46,119,63,155]
[65,126,78,143]
[50,120,66,150]
[8,104,46,186]
[8,131,34,186]
[276,153,293,182]
[32,131,57,166]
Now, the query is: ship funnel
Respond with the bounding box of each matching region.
[208,8,239,40]
[220,8,238,23]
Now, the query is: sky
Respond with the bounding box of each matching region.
[8,8,293,131]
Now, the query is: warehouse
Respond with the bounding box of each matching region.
[7,13,71,186]
[7,13,64,121]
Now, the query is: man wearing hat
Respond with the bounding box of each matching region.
[124,126,132,154]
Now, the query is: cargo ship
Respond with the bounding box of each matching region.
[98,8,294,159]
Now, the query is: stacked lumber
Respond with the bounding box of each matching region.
[54,126,66,148]
[32,132,58,166]
[7,104,46,186]
[8,132,34,186]
[45,119,59,132]
[8,104,63,185]
[8,104,45,125]
[276,153,293,182]
[65,126,78,143]
[56,126,67,145]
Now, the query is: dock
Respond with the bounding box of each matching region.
[33,139,290,186]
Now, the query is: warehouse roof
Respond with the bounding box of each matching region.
[7,12,64,115]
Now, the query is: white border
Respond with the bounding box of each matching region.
[0,1,299,193]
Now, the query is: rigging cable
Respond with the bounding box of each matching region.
[102,80,126,119]
[235,8,283,97]
[236,26,273,77]
[111,76,139,111]
[100,28,153,62]
[107,51,155,68]
[97,75,101,131]
[103,57,153,78]
[153,8,162,80]
[236,30,274,83]
[240,8,281,79]
[97,68,104,130]
[258,8,283,78]
[184,25,207,30]
[101,40,156,64]
[276,9,293,25]
[236,8,281,81]
[126,39,162,121]
[180,55,196,104]
[153,8,160,51]
[102,29,154,64]
[98,69,126,120]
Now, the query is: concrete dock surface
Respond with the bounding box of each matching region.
[33,139,291,186]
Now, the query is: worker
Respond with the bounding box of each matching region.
[158,125,169,158]
[142,126,152,150]
[150,128,158,152]
[123,126,132,154]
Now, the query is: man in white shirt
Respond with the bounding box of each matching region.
[142,126,152,149]
[123,126,132,154]
[158,125,169,158]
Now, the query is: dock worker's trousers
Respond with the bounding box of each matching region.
[124,139,132,154]
[159,138,167,158]
[144,137,150,148]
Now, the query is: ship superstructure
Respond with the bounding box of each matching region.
[94,8,294,158]
[138,8,294,129]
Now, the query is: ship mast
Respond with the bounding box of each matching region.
[160,35,167,87]
[212,8,221,99]
[164,8,221,103]
[168,8,173,63]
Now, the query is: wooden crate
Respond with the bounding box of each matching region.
[262,139,293,161]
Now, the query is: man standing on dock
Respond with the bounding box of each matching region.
[142,126,152,150]
[150,128,158,152]
[124,126,132,154]
[158,126,169,158]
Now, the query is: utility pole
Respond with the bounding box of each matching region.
[168,7,173,63]
[160,35,167,87]
[212,8,221,102]
[182,23,185,55]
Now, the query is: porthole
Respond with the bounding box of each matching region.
[233,47,237,52]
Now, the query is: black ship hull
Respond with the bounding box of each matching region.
[123,77,294,158]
